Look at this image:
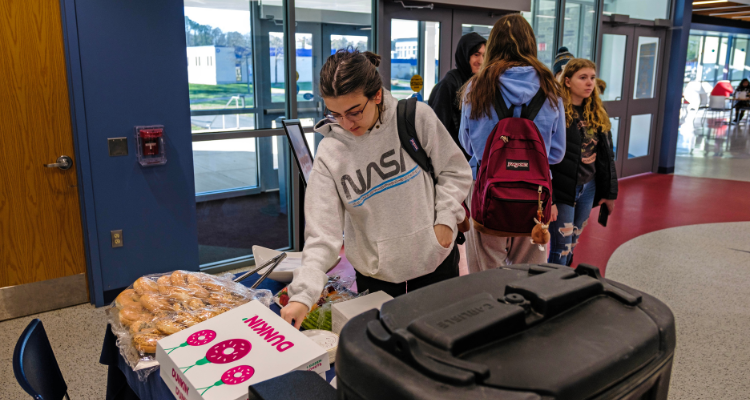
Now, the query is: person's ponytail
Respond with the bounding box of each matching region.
[362,51,381,68]
[319,48,384,114]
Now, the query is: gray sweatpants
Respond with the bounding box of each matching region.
[465,181,548,273]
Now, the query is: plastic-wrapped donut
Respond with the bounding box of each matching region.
[207,292,236,306]
[166,287,192,303]
[115,289,141,309]
[199,277,225,292]
[170,270,188,287]
[133,277,159,296]
[140,293,171,313]
[156,318,187,335]
[133,333,164,354]
[186,273,204,285]
[129,320,157,336]
[157,275,172,295]
[119,305,153,327]
[186,298,205,311]
[186,283,209,299]
[175,312,201,328]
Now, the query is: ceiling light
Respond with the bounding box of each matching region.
[693,0,728,5]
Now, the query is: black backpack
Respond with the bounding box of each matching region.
[396,97,436,184]
[397,97,465,244]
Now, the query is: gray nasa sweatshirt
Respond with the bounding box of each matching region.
[287,89,473,309]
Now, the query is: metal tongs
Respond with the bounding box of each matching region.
[232,252,288,288]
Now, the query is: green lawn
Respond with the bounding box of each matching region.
[189,83,254,108]
[189,82,316,109]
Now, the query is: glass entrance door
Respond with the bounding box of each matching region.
[598,23,666,177]
[381,4,500,102]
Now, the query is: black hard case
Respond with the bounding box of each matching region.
[336,264,675,400]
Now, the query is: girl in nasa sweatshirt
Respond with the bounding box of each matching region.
[281,49,472,328]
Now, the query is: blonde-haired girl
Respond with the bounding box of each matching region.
[549,58,618,266]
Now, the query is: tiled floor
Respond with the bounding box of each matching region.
[607,222,750,400]
[675,108,750,182]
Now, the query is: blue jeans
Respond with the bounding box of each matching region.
[548,180,596,266]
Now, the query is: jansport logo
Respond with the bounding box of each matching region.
[506,159,530,171]
[410,138,419,151]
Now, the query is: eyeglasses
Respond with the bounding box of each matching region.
[325,99,370,123]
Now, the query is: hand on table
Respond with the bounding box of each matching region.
[434,224,453,248]
[280,301,309,330]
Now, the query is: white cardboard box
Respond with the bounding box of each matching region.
[157,300,329,400]
[331,291,393,335]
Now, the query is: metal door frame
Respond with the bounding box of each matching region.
[449,10,506,70]
[379,3,454,94]
[598,22,667,177]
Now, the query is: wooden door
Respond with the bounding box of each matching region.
[0,0,88,320]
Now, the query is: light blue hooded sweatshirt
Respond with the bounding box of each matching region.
[459,66,566,179]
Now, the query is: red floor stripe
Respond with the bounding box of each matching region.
[574,174,750,275]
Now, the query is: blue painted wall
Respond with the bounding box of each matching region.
[64,0,199,305]
[658,0,693,174]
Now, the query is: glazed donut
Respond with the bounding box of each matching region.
[170,270,188,287]
[115,289,141,309]
[186,284,209,299]
[133,333,164,354]
[156,318,187,335]
[139,294,171,313]
[133,277,158,296]
[157,275,172,295]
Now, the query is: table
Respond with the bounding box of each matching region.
[100,272,337,400]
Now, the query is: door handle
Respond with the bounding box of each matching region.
[44,155,73,170]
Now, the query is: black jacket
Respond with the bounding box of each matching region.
[428,32,486,160]
[550,115,618,208]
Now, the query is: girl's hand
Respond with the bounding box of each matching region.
[434,224,453,248]
[280,301,310,330]
[598,199,615,213]
[458,214,471,233]
[550,204,558,222]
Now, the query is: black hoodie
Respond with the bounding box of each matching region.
[428,32,486,160]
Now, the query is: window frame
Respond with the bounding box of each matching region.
[190,0,374,273]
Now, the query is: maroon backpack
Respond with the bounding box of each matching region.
[471,88,553,237]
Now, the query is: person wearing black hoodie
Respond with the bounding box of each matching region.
[428,32,486,160]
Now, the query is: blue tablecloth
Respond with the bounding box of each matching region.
[100,273,336,400]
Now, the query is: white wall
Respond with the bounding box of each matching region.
[187,46,217,85]
[269,55,313,84]
[603,0,668,21]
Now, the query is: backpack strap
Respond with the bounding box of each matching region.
[493,89,515,121]
[397,98,436,184]
[520,88,548,121]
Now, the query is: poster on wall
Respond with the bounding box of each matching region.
[635,42,657,99]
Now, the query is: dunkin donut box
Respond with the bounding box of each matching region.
[156,300,329,400]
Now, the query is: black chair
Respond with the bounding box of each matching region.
[13,319,70,400]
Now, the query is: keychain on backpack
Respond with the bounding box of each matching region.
[531,188,550,250]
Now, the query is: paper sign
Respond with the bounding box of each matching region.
[410,75,423,92]
[157,300,328,400]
